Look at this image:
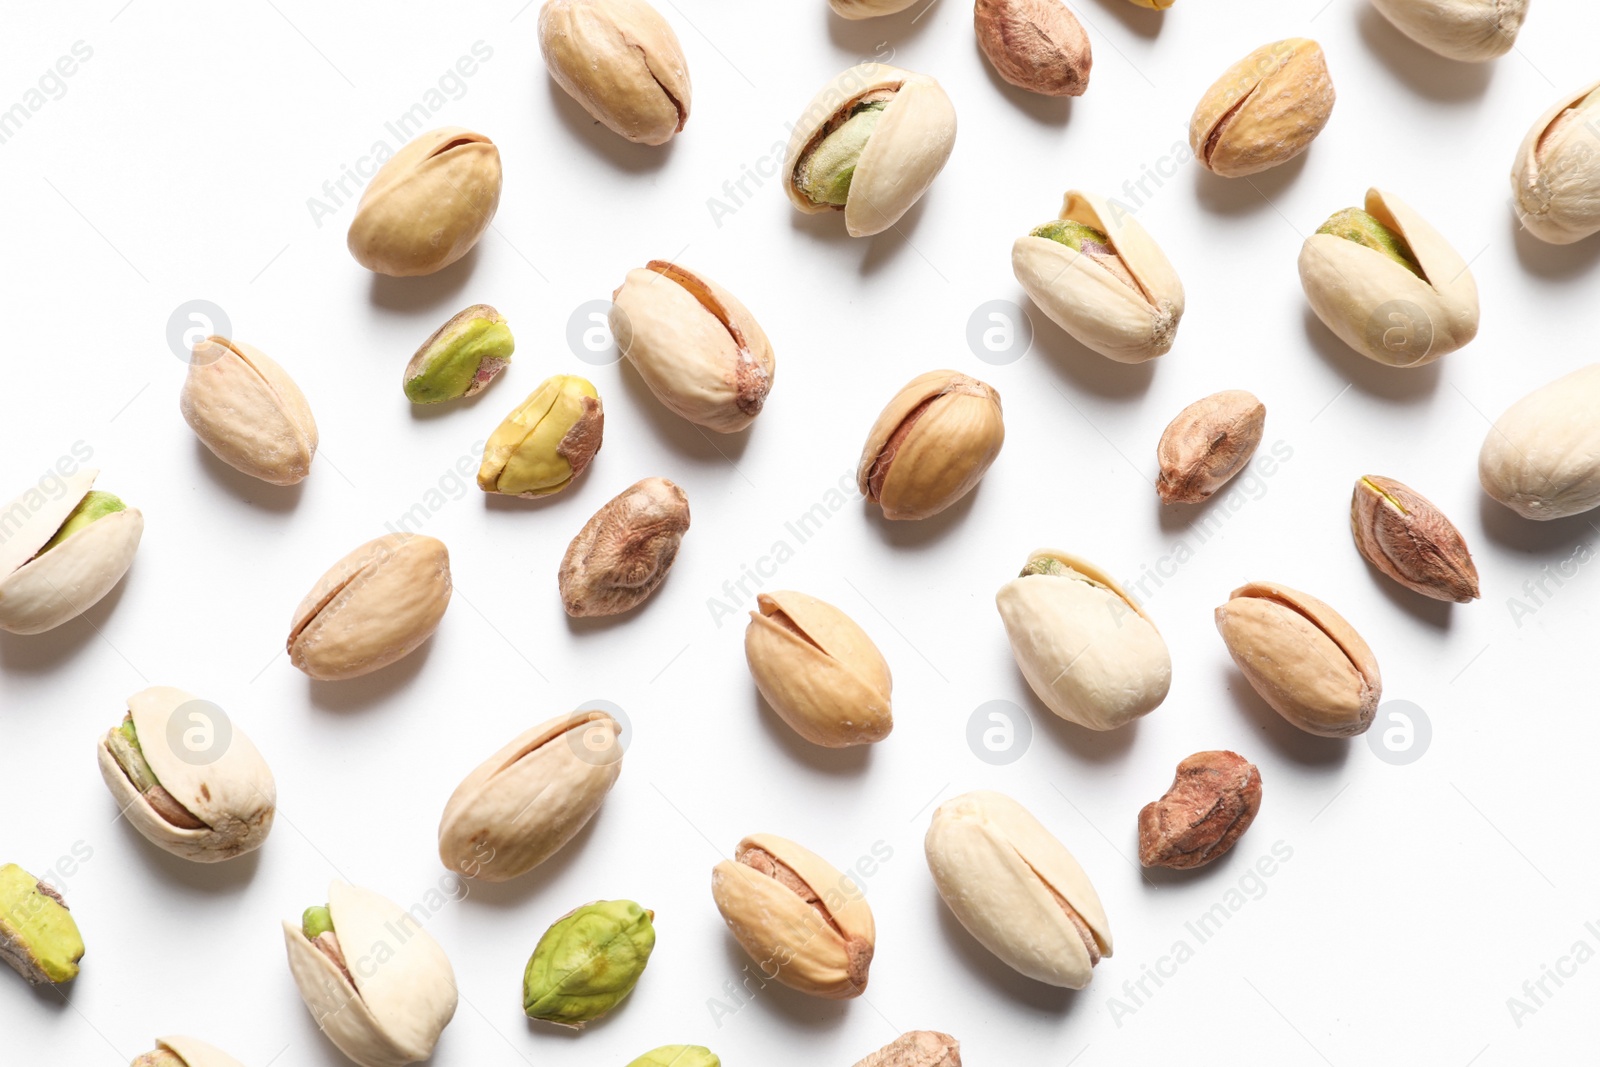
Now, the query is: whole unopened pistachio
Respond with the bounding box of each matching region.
[996,550,1170,730]
[1190,39,1335,177]
[288,534,451,680]
[712,833,875,999]
[1479,364,1600,519]
[1300,189,1478,366]
[438,710,623,882]
[0,864,84,985]
[130,1037,246,1067]
[1370,0,1527,61]
[858,371,1004,520]
[348,127,502,276]
[628,1047,720,1067]
[97,686,276,863]
[1012,190,1184,363]
[539,0,690,145]
[975,0,1091,97]
[285,882,458,1067]
[1352,476,1479,602]
[0,467,143,635]
[1215,582,1381,737]
[785,64,957,237]
[853,1032,962,1067]
[611,261,775,432]
[403,305,513,404]
[524,900,655,1027]
[478,376,604,497]
[745,591,892,747]
[1511,81,1600,245]
[1138,751,1261,869]
[182,336,317,483]
[1156,390,1265,503]
[925,791,1111,988]
[560,477,689,617]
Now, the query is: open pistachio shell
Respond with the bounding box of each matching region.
[182,337,318,484]
[1369,0,1526,61]
[347,127,502,276]
[1511,81,1600,245]
[1479,364,1600,519]
[138,1037,247,1067]
[745,591,892,747]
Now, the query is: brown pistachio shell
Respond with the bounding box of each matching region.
[1189,38,1335,177]
[975,0,1091,97]
[1138,751,1261,869]
[559,478,690,617]
[1155,390,1265,504]
[857,371,1005,520]
[1351,476,1479,602]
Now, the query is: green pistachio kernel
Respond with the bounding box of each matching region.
[403,304,514,404]
[523,899,656,1028]
[1317,208,1423,277]
[36,491,125,556]
[107,715,160,794]
[302,905,335,940]
[1021,557,1070,578]
[1030,219,1112,253]
[626,1046,721,1067]
[797,100,888,206]
[0,864,86,985]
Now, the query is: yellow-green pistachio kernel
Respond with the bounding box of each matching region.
[796,98,889,206]
[1316,208,1422,277]
[105,715,207,831]
[627,1047,720,1067]
[478,375,605,498]
[36,491,126,556]
[0,864,85,985]
[301,905,334,939]
[523,899,656,1028]
[403,304,514,404]
[1029,220,1139,290]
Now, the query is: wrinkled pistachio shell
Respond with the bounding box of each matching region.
[711,833,876,999]
[925,791,1111,989]
[182,337,318,484]
[829,0,920,16]
[975,0,1091,97]
[1138,751,1262,869]
[538,0,691,145]
[478,376,604,497]
[1215,581,1382,737]
[348,127,502,277]
[857,370,1005,520]
[559,477,690,617]
[0,864,84,985]
[0,466,143,635]
[403,305,513,404]
[284,881,458,1067]
[1479,363,1600,519]
[523,900,655,1027]
[1190,38,1335,177]
[853,1031,962,1067]
[745,590,893,747]
[1511,82,1600,245]
[287,534,452,681]
[1352,476,1480,602]
[627,1047,721,1067]
[611,261,776,433]
[133,1037,248,1067]
[1370,0,1526,61]
[1156,390,1265,504]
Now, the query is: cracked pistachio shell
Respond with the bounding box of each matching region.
[0,864,84,985]
[523,899,655,1027]
[996,550,1171,730]
[1511,81,1600,244]
[745,591,892,747]
[1299,189,1478,367]
[347,127,501,276]
[284,881,458,1067]
[287,534,452,681]
[96,686,276,863]
[784,64,957,237]
[1215,581,1382,737]
[0,467,143,635]
[478,376,605,497]
[1012,190,1185,363]
[711,833,876,999]
[538,0,691,145]
[612,261,775,433]
[1370,0,1526,61]
[627,1047,720,1067]
[1189,38,1335,177]
[858,371,1004,520]
[133,1037,246,1067]
[438,710,623,882]
[403,305,513,404]
[924,791,1111,989]
[853,1032,962,1067]
[182,336,318,484]
[1479,363,1600,519]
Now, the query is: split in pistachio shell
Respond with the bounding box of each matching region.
[1479,364,1600,520]
[182,336,318,484]
[1351,476,1479,602]
[403,305,513,404]
[39,491,125,554]
[1369,0,1527,61]
[829,0,920,16]
[858,371,1005,520]
[348,127,502,277]
[745,591,893,747]
[626,1047,721,1067]
[477,376,604,497]
[523,899,656,1028]
[538,0,691,145]
[131,1037,248,1067]
[1189,38,1335,177]
[1511,81,1600,245]
[559,477,690,617]
[0,864,85,985]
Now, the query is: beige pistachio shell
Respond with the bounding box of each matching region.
[830,0,920,16]
[857,371,1005,520]
[347,127,502,276]
[611,261,776,432]
[924,791,1111,989]
[1189,38,1335,177]
[438,711,623,882]
[745,591,892,747]
[287,534,451,681]
[1511,81,1600,245]
[97,686,275,863]
[0,467,143,635]
[146,1036,247,1067]
[1369,0,1526,61]
[538,0,691,145]
[284,881,458,1067]
[1012,190,1185,363]
[181,337,317,484]
[1479,363,1600,519]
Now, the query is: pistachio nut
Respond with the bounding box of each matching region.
[1299,189,1479,366]
[182,336,318,484]
[1479,364,1600,519]
[611,261,775,432]
[1137,751,1261,870]
[347,126,502,276]
[438,710,623,882]
[784,63,957,237]
[130,1037,247,1067]
[287,533,452,680]
[830,0,919,15]
[1369,0,1527,61]
[284,882,458,1067]
[403,305,513,404]
[559,477,689,617]
[0,466,143,635]
[627,1047,720,1067]
[478,375,604,497]
[1156,389,1265,504]
[745,590,893,747]
[1352,476,1480,602]
[1012,190,1184,363]
[1215,581,1382,737]
[1511,81,1600,245]
[975,0,1091,97]
[538,0,691,145]
[1189,38,1335,177]
[0,864,84,985]
[523,899,655,1027]
[853,1032,962,1067]
[711,833,876,999]
[97,686,276,863]
[995,550,1171,730]
[858,371,1005,520]
[924,791,1111,989]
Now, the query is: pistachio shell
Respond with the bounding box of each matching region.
[478,375,604,497]
[745,591,892,747]
[181,337,318,484]
[347,127,502,276]
[539,0,690,145]
[1511,81,1600,245]
[1189,38,1335,177]
[829,0,920,15]
[857,371,1005,520]
[1479,363,1600,519]
[1369,0,1526,61]
[144,1037,247,1067]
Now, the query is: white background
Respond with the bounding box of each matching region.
[3,0,1599,1064]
